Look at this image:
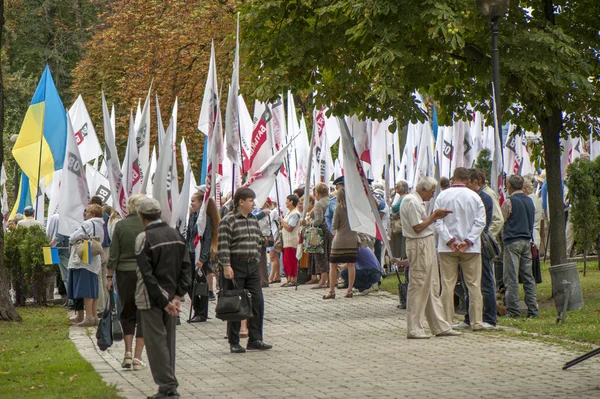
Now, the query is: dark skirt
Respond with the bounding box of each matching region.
[68,268,99,299]
[309,222,332,275]
[330,247,358,264]
[391,231,407,259]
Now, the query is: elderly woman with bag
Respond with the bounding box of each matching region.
[305,183,332,288]
[68,204,106,327]
[106,194,146,369]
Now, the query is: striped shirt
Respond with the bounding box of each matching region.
[217,209,262,266]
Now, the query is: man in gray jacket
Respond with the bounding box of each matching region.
[135,197,191,399]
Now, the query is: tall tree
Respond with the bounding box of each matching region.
[2,0,105,204]
[0,0,22,322]
[239,0,600,265]
[71,0,237,173]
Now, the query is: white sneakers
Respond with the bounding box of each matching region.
[453,321,497,331]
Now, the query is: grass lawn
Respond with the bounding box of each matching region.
[0,306,122,399]
[380,260,600,346]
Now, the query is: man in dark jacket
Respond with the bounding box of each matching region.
[501,174,537,319]
[186,191,212,322]
[135,197,191,399]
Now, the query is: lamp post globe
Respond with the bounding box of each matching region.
[477,0,510,19]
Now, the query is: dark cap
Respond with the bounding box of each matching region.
[138,198,161,215]
[333,176,345,186]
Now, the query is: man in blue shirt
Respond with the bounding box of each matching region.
[340,246,382,293]
[325,176,344,230]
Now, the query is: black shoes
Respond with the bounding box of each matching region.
[147,389,180,399]
[246,340,273,351]
[230,344,246,353]
[188,315,208,323]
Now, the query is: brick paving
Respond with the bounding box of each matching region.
[70,285,600,399]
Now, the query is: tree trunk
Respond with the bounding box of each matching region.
[538,106,567,266]
[0,0,22,321]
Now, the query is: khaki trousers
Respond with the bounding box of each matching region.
[405,236,452,336]
[439,251,483,328]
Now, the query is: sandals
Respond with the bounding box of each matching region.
[312,284,328,289]
[77,318,96,327]
[122,352,133,369]
[281,282,290,287]
[269,279,281,283]
[323,292,336,300]
[345,290,354,298]
[132,358,146,371]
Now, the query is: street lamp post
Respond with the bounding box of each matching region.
[477,0,509,145]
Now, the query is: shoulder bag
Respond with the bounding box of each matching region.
[303,225,324,254]
[75,222,103,259]
[96,296,113,351]
[215,278,253,322]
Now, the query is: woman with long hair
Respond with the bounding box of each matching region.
[323,188,358,299]
[186,191,220,322]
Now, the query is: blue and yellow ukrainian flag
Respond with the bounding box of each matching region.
[43,246,60,265]
[11,65,66,203]
[9,172,34,218]
[81,240,93,265]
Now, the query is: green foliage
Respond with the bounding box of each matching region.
[239,0,600,131]
[474,148,492,184]
[4,227,27,305]
[566,159,600,274]
[4,226,25,278]
[4,226,51,306]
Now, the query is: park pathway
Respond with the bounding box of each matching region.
[71,285,600,399]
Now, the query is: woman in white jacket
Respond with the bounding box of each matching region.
[68,204,106,327]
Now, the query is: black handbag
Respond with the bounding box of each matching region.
[188,270,209,322]
[110,288,123,342]
[96,296,113,351]
[215,279,253,322]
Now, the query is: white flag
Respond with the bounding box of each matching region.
[121,110,142,197]
[102,92,126,216]
[68,95,102,164]
[195,42,224,263]
[171,163,192,235]
[86,164,113,207]
[1,165,9,222]
[135,82,152,187]
[244,139,296,208]
[153,120,175,223]
[58,114,90,236]
[225,14,241,166]
[339,117,391,253]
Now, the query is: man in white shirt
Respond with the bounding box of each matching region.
[399,176,459,339]
[17,206,43,228]
[434,168,486,331]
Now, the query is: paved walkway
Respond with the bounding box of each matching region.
[71,285,600,399]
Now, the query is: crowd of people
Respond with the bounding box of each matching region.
[5,163,551,399]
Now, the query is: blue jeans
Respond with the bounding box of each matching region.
[504,239,538,317]
[341,269,381,292]
[463,252,497,325]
